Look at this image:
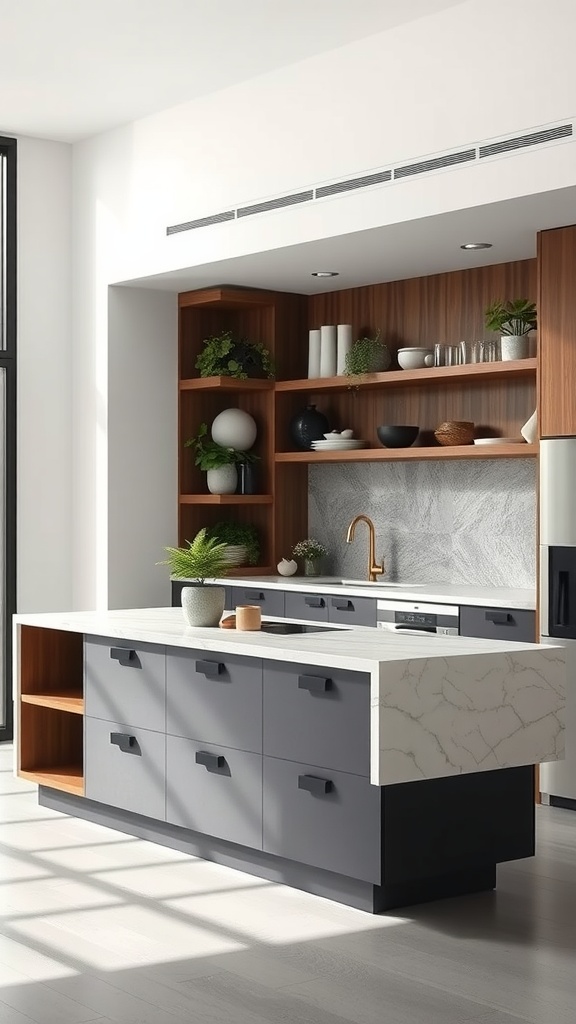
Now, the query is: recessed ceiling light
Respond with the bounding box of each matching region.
[311,271,339,278]
[460,242,493,250]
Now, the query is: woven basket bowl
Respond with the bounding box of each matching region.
[434,420,475,446]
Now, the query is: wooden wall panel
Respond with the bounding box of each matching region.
[538,225,576,436]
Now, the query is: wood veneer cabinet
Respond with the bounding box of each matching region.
[538,225,576,437]
[179,263,538,567]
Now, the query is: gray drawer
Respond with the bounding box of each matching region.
[166,735,262,849]
[263,660,370,776]
[263,756,381,883]
[328,594,377,627]
[166,650,262,752]
[229,586,285,618]
[459,606,536,643]
[285,591,329,622]
[85,717,166,820]
[84,637,166,731]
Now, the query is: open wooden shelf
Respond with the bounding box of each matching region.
[275,359,537,393]
[179,493,273,505]
[180,376,273,392]
[227,565,273,576]
[19,766,84,796]
[21,691,84,715]
[276,444,539,463]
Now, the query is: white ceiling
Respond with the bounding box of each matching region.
[121,185,576,294]
[0,0,465,142]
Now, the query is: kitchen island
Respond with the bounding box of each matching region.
[14,608,565,912]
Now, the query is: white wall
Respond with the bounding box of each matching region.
[17,135,73,611]
[71,0,576,606]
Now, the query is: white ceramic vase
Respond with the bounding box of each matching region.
[319,325,337,377]
[277,558,298,576]
[211,408,257,450]
[206,465,237,494]
[501,335,530,361]
[308,329,321,379]
[181,585,226,627]
[521,409,538,444]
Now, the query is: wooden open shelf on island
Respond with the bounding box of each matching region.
[19,766,84,796]
[21,691,84,715]
[274,359,537,393]
[275,444,539,464]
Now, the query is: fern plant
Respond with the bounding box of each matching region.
[157,529,230,582]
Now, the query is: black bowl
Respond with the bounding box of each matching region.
[376,425,419,448]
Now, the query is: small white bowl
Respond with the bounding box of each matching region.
[397,347,433,370]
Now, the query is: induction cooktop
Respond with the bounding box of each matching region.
[260,622,348,635]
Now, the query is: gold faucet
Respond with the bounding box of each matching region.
[346,514,385,582]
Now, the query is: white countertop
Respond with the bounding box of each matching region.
[206,576,536,611]
[13,608,563,789]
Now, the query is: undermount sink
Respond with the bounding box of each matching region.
[312,578,423,588]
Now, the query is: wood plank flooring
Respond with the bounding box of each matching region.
[1,742,576,1024]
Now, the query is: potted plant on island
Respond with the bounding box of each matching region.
[292,538,328,577]
[205,522,260,567]
[484,299,537,361]
[158,529,230,627]
[195,330,275,380]
[185,423,259,494]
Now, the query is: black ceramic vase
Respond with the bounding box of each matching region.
[289,404,330,450]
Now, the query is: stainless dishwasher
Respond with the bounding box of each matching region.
[376,599,459,636]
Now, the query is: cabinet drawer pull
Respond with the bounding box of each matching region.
[305,596,325,608]
[110,732,137,753]
[195,750,225,771]
[110,647,136,666]
[332,598,354,612]
[485,611,512,625]
[195,660,223,678]
[245,591,264,601]
[298,774,332,796]
[298,674,332,693]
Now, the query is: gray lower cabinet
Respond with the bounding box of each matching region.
[166,735,263,849]
[459,606,536,643]
[85,717,166,821]
[263,660,370,777]
[84,637,166,731]
[166,650,262,752]
[263,756,381,883]
[327,594,377,627]
[284,591,329,622]
[228,585,285,618]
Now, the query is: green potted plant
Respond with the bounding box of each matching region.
[205,522,260,567]
[185,423,259,495]
[484,299,537,361]
[292,538,328,577]
[195,330,275,380]
[344,330,391,381]
[157,529,230,626]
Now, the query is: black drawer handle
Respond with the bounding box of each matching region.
[245,591,264,601]
[332,598,354,612]
[305,596,325,608]
[195,750,225,771]
[110,647,136,666]
[298,674,332,693]
[485,611,512,625]
[195,660,223,677]
[298,774,332,796]
[110,732,136,753]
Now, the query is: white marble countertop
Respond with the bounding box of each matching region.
[202,576,537,611]
[13,608,563,788]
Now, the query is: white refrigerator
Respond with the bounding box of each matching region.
[540,438,576,807]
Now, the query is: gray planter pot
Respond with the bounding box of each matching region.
[501,335,530,361]
[181,585,226,627]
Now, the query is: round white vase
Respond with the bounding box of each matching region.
[211,408,257,450]
[181,585,226,627]
[206,465,237,494]
[501,335,530,361]
[277,558,298,576]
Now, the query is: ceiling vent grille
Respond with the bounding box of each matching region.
[394,148,476,180]
[166,210,234,235]
[315,169,392,199]
[479,123,573,159]
[236,190,313,218]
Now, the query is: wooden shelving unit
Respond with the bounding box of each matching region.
[19,766,84,796]
[179,493,273,505]
[276,444,538,464]
[21,691,84,714]
[180,376,274,392]
[275,359,537,393]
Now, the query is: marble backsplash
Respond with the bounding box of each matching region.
[309,459,536,588]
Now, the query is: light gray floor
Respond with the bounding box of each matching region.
[1,743,576,1024]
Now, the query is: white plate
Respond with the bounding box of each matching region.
[311,441,367,450]
[473,437,526,445]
